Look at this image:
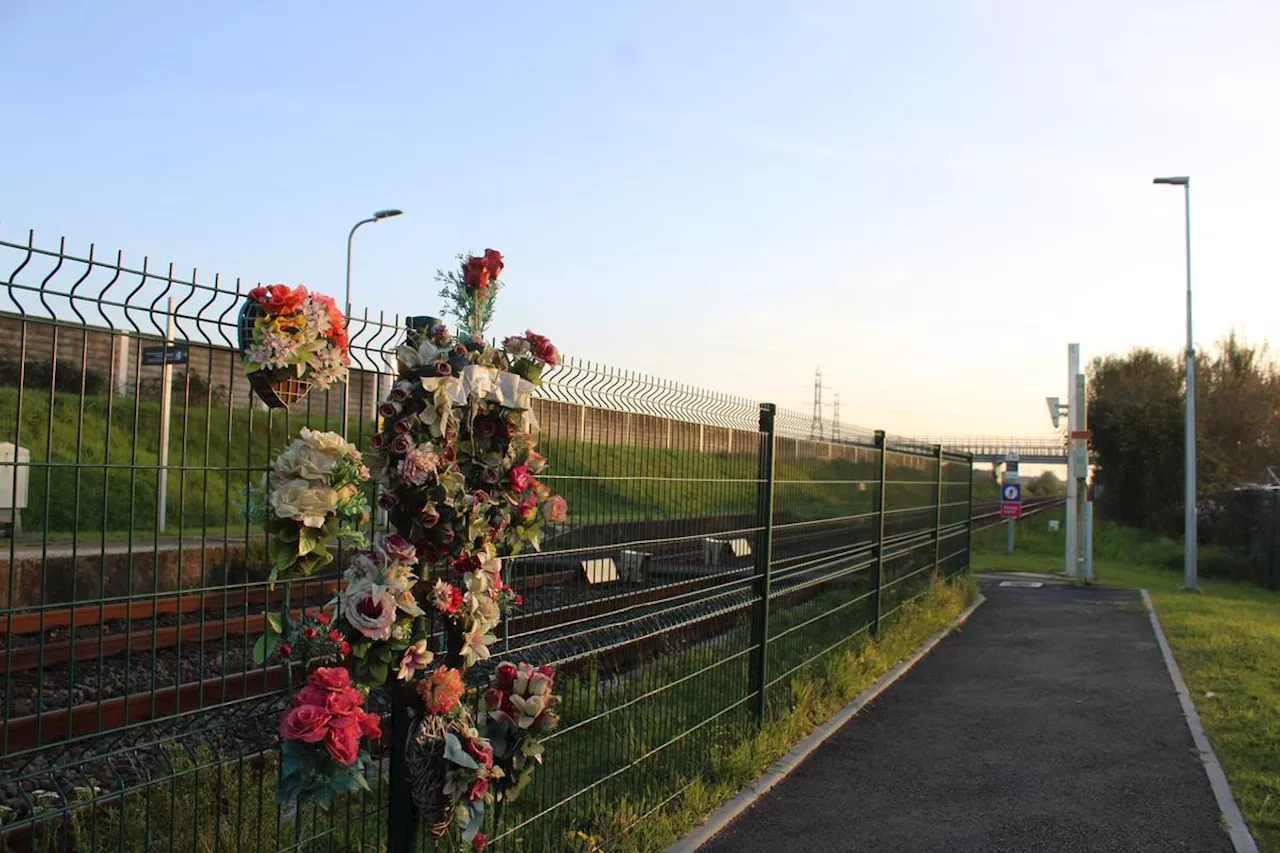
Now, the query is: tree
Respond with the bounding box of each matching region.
[1088,334,1280,535]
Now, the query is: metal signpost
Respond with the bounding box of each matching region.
[1002,454,1021,553]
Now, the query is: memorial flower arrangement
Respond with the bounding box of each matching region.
[261,250,565,849]
[242,284,352,390]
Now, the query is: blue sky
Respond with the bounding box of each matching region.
[4,1,1279,438]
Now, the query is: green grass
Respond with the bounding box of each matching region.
[973,511,1280,851]
[2,388,953,537]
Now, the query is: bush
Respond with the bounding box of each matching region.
[0,357,108,396]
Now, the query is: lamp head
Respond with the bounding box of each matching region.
[374,209,404,220]
[1153,176,1189,186]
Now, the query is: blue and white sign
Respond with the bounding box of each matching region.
[1001,483,1021,503]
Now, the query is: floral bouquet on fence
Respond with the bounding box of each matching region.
[257,250,565,851]
[240,284,351,407]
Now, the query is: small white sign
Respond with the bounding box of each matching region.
[730,538,752,558]
[582,558,618,584]
[999,581,1044,588]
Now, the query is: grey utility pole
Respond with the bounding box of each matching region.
[1153,176,1197,592]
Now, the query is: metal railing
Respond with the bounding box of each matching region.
[0,228,976,852]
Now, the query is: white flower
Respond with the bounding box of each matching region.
[461,626,495,666]
[344,552,381,585]
[301,296,333,338]
[248,327,302,370]
[460,364,499,402]
[489,370,534,409]
[269,479,338,528]
[396,339,442,372]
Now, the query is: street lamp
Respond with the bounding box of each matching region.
[1153,175,1197,592]
[342,209,403,436]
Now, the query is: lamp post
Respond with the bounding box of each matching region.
[1153,175,1197,592]
[342,209,402,436]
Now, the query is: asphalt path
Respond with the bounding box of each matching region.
[700,580,1234,853]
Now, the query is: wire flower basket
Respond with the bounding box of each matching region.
[238,300,312,408]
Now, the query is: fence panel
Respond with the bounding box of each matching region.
[0,229,975,852]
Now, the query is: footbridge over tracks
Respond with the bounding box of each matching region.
[915,437,1068,466]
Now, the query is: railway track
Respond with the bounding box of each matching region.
[0,497,1063,754]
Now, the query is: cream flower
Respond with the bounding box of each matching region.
[269,479,338,528]
[461,627,496,667]
[298,428,353,458]
[273,441,338,483]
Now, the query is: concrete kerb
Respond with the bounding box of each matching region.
[665,593,987,853]
[1141,589,1260,853]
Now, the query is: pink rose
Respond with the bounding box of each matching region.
[515,496,538,522]
[484,687,505,711]
[279,704,330,743]
[508,465,531,492]
[293,685,328,707]
[524,450,547,473]
[541,495,568,523]
[467,778,489,802]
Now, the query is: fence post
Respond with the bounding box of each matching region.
[870,430,887,638]
[964,452,975,573]
[933,444,944,575]
[749,403,777,725]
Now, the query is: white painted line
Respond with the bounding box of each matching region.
[666,593,987,853]
[1141,589,1259,853]
[998,581,1044,588]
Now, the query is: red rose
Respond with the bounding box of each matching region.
[314,611,330,625]
[248,286,268,303]
[359,710,383,740]
[484,688,505,711]
[495,662,517,692]
[340,641,351,655]
[475,418,499,439]
[326,686,364,717]
[302,627,317,640]
[462,256,491,291]
[536,664,555,680]
[481,248,503,281]
[293,685,328,707]
[309,667,352,692]
[328,630,343,643]
[465,737,492,764]
[279,643,292,657]
[279,704,330,743]
[324,720,361,765]
[508,465,532,492]
[472,832,489,851]
[514,593,523,606]
[467,778,489,802]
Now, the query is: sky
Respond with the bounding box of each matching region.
[3,0,1279,440]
